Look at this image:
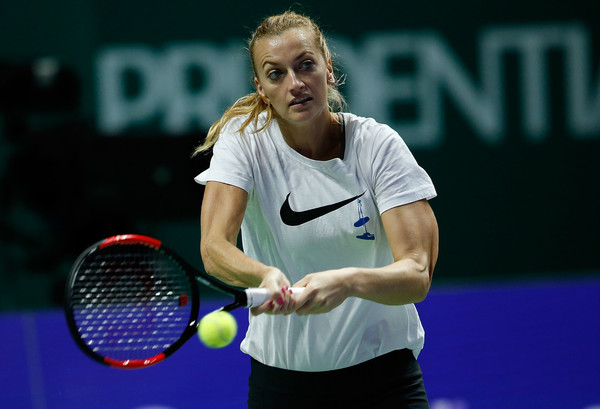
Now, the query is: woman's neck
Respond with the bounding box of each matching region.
[278,112,344,161]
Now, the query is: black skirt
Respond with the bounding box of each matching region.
[248,349,430,409]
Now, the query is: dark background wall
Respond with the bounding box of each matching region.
[1,2,599,408]
[1,0,599,310]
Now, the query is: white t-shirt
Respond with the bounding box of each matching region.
[195,112,436,371]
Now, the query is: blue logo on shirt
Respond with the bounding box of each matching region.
[354,199,374,240]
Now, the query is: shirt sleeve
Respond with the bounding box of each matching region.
[371,125,437,214]
[194,120,254,193]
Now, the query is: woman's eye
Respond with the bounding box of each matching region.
[267,70,282,80]
[301,60,314,70]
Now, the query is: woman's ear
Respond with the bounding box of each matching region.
[326,59,335,85]
[254,77,269,103]
[327,72,336,85]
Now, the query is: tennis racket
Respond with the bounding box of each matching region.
[64,234,302,369]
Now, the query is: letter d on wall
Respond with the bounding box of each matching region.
[96,47,164,134]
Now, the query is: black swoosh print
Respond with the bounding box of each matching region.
[279,192,365,226]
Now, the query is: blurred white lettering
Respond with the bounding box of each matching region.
[97,42,248,135]
[96,23,599,147]
[97,47,164,134]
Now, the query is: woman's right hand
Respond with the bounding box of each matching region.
[250,268,295,316]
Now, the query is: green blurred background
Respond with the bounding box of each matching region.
[1,0,598,311]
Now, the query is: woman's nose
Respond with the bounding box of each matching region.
[288,71,305,91]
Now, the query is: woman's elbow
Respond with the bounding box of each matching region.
[200,240,221,278]
[413,265,433,303]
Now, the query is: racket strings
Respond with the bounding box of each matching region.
[71,245,194,361]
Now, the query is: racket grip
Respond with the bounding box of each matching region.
[245,287,305,307]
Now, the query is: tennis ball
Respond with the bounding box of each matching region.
[197,310,238,348]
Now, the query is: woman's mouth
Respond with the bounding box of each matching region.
[290,96,312,106]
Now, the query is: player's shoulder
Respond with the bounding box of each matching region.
[220,113,251,136]
[342,112,400,147]
[218,112,270,144]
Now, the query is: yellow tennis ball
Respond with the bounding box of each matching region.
[197,310,238,348]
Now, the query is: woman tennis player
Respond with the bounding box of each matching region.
[195,10,439,409]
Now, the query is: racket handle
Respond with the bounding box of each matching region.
[245,287,305,307]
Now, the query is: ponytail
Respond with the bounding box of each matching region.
[193,92,273,155]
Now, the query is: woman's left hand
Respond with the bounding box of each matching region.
[291,268,355,315]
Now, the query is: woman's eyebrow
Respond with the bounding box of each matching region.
[261,51,315,69]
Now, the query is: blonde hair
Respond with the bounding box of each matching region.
[193,11,346,155]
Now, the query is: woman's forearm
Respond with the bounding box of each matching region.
[348,257,432,305]
[201,238,271,288]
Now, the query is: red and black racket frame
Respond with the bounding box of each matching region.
[64,234,248,369]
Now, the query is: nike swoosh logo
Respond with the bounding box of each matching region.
[280,191,366,226]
